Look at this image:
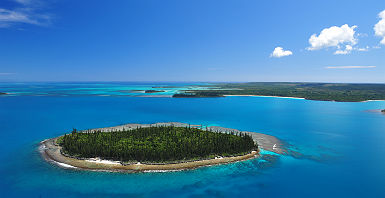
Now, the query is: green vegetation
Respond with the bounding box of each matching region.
[173,93,223,98]
[144,90,165,93]
[173,82,385,102]
[382,109,385,113]
[59,126,257,162]
[0,92,6,95]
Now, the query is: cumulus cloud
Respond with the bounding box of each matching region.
[270,47,293,58]
[325,66,376,69]
[374,9,385,45]
[307,24,358,54]
[334,44,353,55]
[0,0,50,28]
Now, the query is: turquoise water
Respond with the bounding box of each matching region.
[0,82,217,97]
[1,83,385,197]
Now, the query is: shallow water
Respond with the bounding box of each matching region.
[0,83,385,197]
[0,82,215,97]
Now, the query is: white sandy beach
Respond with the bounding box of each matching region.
[223,95,306,100]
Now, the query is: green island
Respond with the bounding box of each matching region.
[57,126,257,163]
[172,82,385,102]
[382,109,385,113]
[144,90,165,93]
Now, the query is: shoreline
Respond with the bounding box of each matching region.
[3,92,384,102]
[40,122,284,172]
[223,95,385,102]
[223,95,306,100]
[40,138,259,172]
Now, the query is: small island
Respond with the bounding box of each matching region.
[40,122,283,172]
[144,90,165,93]
[382,109,385,113]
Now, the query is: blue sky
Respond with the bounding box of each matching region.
[0,0,384,82]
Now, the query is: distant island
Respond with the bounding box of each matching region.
[172,82,385,102]
[0,92,7,95]
[382,109,385,113]
[40,122,283,172]
[144,90,165,93]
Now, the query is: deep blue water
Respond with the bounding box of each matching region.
[1,83,385,197]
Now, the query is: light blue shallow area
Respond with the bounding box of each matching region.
[0,82,216,96]
[0,83,385,198]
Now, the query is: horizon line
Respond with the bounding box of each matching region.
[0,81,384,84]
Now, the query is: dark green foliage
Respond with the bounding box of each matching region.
[173,93,223,98]
[144,90,165,93]
[173,82,385,102]
[59,126,257,162]
[173,93,200,98]
[381,109,385,113]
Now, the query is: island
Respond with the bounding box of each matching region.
[171,82,385,102]
[144,90,165,93]
[40,122,284,172]
[382,109,385,113]
[0,92,7,95]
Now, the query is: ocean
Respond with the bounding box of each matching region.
[0,82,384,197]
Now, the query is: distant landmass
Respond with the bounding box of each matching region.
[172,82,385,102]
[144,90,165,93]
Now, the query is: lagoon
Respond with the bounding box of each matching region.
[0,83,385,197]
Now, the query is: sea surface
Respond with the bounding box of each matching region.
[0,82,385,198]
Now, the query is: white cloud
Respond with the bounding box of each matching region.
[0,0,50,28]
[374,9,385,45]
[334,44,353,55]
[0,8,39,25]
[14,0,32,5]
[307,24,358,54]
[357,46,370,51]
[325,66,376,69]
[270,47,293,58]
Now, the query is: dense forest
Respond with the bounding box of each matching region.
[58,126,257,163]
[172,82,385,102]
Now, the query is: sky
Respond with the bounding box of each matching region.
[0,0,384,83]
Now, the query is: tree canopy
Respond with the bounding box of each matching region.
[58,126,257,163]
